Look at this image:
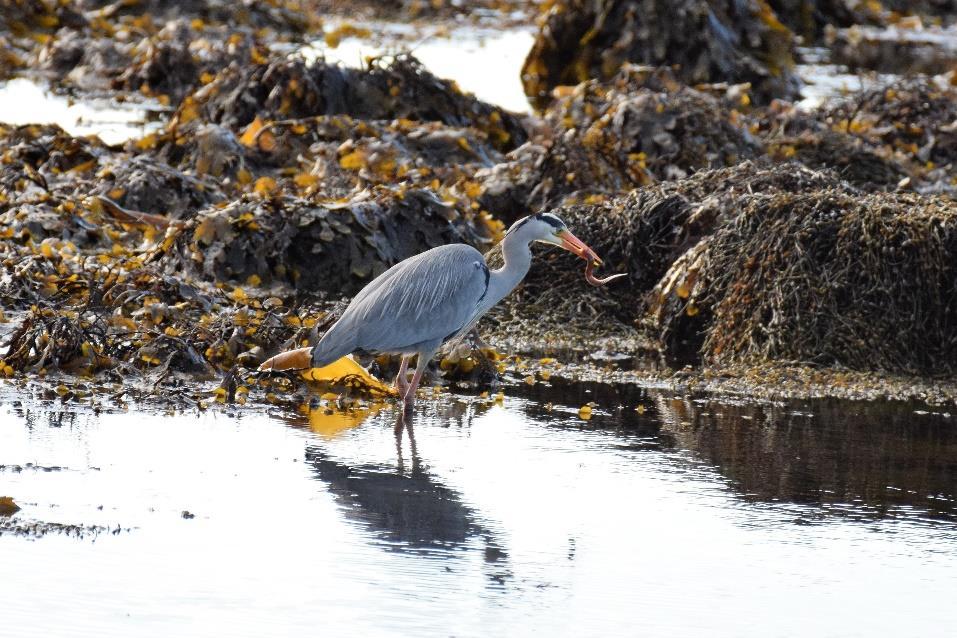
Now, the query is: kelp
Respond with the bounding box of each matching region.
[487,161,838,334]
[163,187,494,295]
[479,66,762,222]
[825,76,957,170]
[756,105,910,190]
[179,54,526,153]
[521,0,800,110]
[647,167,957,373]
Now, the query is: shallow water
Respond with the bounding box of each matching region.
[0,78,164,145]
[2,384,956,637]
[306,23,535,113]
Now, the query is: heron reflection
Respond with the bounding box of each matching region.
[304,402,511,584]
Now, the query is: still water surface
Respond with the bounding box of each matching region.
[2,385,956,637]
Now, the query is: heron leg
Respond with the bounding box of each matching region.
[402,351,431,411]
[394,354,411,396]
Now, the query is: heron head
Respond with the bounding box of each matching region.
[509,212,603,266]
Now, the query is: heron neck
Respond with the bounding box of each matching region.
[485,232,532,308]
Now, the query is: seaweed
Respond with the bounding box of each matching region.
[521,0,800,110]
[479,66,762,222]
[767,0,883,38]
[177,54,526,152]
[647,166,957,373]
[162,186,493,294]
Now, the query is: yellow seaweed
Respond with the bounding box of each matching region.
[305,403,387,437]
[300,356,396,396]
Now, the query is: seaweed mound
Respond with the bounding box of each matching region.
[165,188,493,295]
[756,103,910,191]
[12,0,314,97]
[479,66,762,222]
[521,0,800,109]
[882,0,957,21]
[826,77,957,170]
[485,190,692,329]
[483,158,957,376]
[186,54,526,152]
[92,156,225,220]
[485,161,835,340]
[649,176,957,373]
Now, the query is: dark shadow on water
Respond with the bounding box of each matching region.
[517,377,957,523]
[652,395,957,523]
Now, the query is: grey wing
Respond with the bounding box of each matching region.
[339,244,490,353]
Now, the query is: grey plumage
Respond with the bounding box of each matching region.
[311,244,490,366]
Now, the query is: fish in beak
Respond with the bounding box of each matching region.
[558,229,602,265]
[557,229,628,287]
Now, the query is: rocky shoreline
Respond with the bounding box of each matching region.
[3,0,957,409]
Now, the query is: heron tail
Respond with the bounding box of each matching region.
[258,346,312,371]
[258,323,356,372]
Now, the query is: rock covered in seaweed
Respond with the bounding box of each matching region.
[487,161,838,331]
[181,54,526,153]
[825,76,957,173]
[647,166,957,374]
[488,159,957,376]
[766,0,883,39]
[756,102,910,191]
[16,1,316,99]
[479,66,763,222]
[521,0,801,110]
[165,187,495,295]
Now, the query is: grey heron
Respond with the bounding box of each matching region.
[260,212,619,409]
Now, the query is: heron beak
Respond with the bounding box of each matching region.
[558,229,603,266]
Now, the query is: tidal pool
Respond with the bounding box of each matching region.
[1,383,955,637]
